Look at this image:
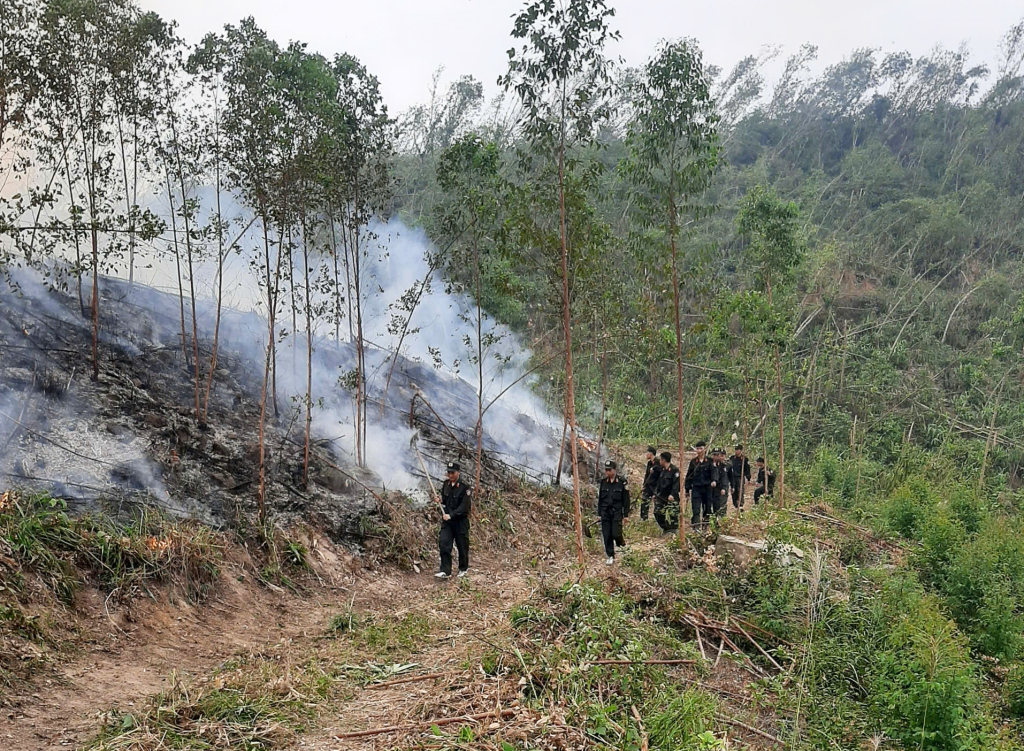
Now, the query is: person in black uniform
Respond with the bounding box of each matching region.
[640,445,660,521]
[653,451,681,533]
[730,445,751,511]
[684,441,714,530]
[711,448,732,517]
[435,462,472,579]
[596,460,630,565]
[754,457,776,505]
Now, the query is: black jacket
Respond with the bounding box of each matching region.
[642,460,661,498]
[597,475,630,519]
[655,463,681,501]
[684,455,714,492]
[756,467,776,494]
[730,455,751,486]
[712,461,732,495]
[441,479,472,530]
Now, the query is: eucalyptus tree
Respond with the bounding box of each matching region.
[212,18,287,523]
[436,133,507,495]
[500,0,619,571]
[327,52,394,469]
[737,185,803,506]
[34,0,163,380]
[276,42,337,487]
[623,39,720,538]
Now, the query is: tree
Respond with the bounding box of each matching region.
[624,39,720,539]
[737,185,803,506]
[500,0,619,573]
[327,52,394,469]
[437,134,506,498]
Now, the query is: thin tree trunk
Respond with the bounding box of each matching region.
[301,209,313,489]
[596,331,608,477]
[203,94,227,423]
[352,219,367,468]
[669,184,686,541]
[473,230,485,500]
[168,104,202,423]
[258,215,282,525]
[164,167,188,366]
[768,280,785,507]
[978,372,1009,492]
[329,216,342,342]
[557,92,585,574]
[90,224,99,381]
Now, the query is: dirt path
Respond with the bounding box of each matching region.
[3,455,763,751]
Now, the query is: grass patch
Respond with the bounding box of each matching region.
[0,490,221,604]
[88,651,354,750]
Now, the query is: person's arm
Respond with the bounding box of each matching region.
[623,484,631,517]
[684,460,694,493]
[449,486,471,519]
[744,460,751,482]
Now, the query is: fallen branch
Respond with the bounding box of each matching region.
[715,713,782,745]
[589,659,696,666]
[332,709,516,740]
[730,619,786,673]
[366,672,445,690]
[719,632,764,676]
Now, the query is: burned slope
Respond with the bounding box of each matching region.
[0,273,583,540]
[0,274,377,538]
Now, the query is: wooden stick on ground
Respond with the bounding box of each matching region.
[366,672,445,690]
[631,705,650,751]
[589,659,696,666]
[715,713,783,745]
[719,633,764,676]
[731,619,786,673]
[333,709,516,740]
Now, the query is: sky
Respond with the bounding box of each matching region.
[123,1,1024,114]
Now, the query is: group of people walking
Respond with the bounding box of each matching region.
[435,445,777,578]
[595,443,776,565]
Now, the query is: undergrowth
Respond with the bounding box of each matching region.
[0,490,221,604]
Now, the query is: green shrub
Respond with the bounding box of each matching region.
[1004,664,1024,719]
[886,477,939,539]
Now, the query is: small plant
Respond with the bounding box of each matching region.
[1004,663,1024,719]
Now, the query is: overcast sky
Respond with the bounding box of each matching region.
[140,1,1022,114]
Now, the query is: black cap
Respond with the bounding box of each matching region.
[756,457,765,463]
[735,444,744,450]
[646,445,657,455]
[694,441,706,449]
[604,460,617,470]
[446,462,460,473]
[715,447,725,456]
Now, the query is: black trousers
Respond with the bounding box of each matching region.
[713,487,729,517]
[438,522,469,575]
[640,494,652,520]
[754,487,771,505]
[653,495,678,531]
[731,482,744,508]
[600,515,624,557]
[690,485,713,527]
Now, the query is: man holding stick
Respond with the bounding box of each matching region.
[435,461,472,579]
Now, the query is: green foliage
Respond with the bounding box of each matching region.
[1004,664,1024,719]
[0,491,220,604]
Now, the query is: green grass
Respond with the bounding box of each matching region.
[0,490,221,604]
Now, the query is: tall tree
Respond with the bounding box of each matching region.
[500,0,619,572]
[737,185,803,506]
[624,39,720,539]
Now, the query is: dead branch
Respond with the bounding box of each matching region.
[730,618,785,673]
[366,672,445,690]
[332,709,516,740]
[588,659,696,666]
[715,713,783,745]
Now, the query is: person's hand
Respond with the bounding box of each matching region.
[443,513,451,521]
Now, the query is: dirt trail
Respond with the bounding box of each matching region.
[3,449,765,751]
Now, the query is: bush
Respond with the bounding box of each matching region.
[1004,664,1024,719]
[885,477,939,539]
